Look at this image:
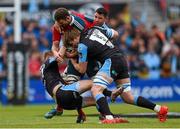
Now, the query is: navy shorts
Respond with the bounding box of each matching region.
[56,88,82,110]
[98,55,129,81]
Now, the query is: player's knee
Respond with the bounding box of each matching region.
[97,72,113,83]
[117,82,131,93]
[93,73,112,89]
[91,86,103,96]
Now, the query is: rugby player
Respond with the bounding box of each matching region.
[41,51,89,123]
[64,27,169,123]
[41,51,126,123]
[45,7,120,119]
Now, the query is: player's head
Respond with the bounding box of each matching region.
[63,28,81,48]
[94,7,108,26]
[53,8,71,28]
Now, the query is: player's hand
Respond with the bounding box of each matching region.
[53,51,64,63]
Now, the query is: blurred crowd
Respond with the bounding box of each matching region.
[107,4,180,79]
[0,3,179,80]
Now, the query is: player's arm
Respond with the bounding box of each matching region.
[51,26,64,63]
[111,29,119,39]
[71,43,88,74]
[106,27,119,40]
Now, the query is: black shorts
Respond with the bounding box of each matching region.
[97,54,129,81]
[111,55,129,80]
[56,88,82,110]
[86,59,99,78]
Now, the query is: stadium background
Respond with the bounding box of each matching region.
[0,0,179,112]
[0,0,180,128]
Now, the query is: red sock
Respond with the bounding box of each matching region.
[77,109,85,116]
[56,105,63,112]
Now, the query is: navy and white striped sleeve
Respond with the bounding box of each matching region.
[70,15,85,32]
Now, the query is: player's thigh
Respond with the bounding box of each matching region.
[91,59,113,95]
[60,82,79,92]
[61,80,92,94]
[78,80,93,94]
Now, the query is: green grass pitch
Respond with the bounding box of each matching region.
[0,102,180,128]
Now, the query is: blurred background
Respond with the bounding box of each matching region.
[0,0,180,105]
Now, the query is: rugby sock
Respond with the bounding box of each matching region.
[103,89,112,97]
[135,96,156,110]
[95,94,112,115]
[56,105,63,112]
[77,108,85,116]
[154,105,161,112]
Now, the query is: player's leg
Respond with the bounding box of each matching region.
[115,72,168,122]
[91,59,128,123]
[76,108,86,123]
[57,80,94,123]
[44,51,82,118]
[85,59,121,104]
[111,54,168,122]
[55,85,86,123]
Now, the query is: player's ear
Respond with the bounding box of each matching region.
[66,16,71,22]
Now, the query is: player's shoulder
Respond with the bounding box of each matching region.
[71,10,85,18]
[51,25,60,33]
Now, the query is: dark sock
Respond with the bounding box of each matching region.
[96,97,112,115]
[103,89,112,97]
[136,96,156,110]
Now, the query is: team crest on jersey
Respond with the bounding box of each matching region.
[111,70,118,76]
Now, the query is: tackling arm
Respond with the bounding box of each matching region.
[51,26,65,63]
[70,43,88,74]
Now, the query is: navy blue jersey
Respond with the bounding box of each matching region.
[78,27,122,63]
[40,57,65,97]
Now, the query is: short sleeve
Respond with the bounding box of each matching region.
[78,43,88,63]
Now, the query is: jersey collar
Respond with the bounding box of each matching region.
[69,15,74,26]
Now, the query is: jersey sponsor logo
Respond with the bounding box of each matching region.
[89,29,114,48]
[111,70,118,76]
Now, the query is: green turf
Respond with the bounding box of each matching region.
[0,102,180,128]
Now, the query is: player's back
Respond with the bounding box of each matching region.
[81,27,122,63]
[41,57,66,98]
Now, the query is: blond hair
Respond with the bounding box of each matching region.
[63,28,80,47]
